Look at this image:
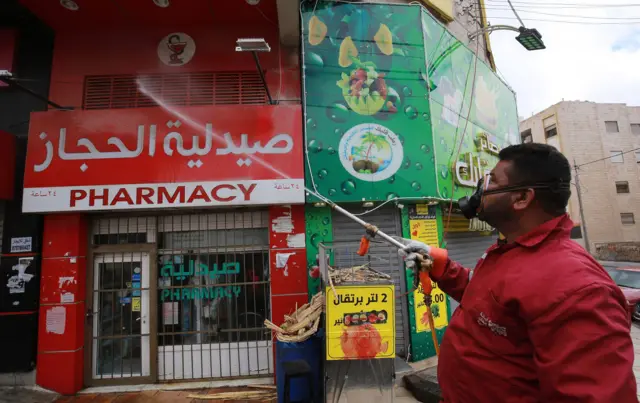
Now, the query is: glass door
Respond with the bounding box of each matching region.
[91,253,151,380]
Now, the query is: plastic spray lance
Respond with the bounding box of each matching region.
[328,201,449,356]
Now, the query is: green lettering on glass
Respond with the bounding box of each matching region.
[160,260,241,280]
[159,285,242,302]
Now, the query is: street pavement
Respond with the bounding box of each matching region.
[2,325,640,402]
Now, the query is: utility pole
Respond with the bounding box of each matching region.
[573,159,591,253]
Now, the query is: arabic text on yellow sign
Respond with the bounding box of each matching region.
[325,285,395,361]
[408,218,448,332]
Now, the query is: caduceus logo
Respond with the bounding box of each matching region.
[166,34,187,64]
[158,32,195,66]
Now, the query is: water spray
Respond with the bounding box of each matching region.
[137,80,441,356]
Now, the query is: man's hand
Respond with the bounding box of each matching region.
[393,237,433,270]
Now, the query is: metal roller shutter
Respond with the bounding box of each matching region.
[331,206,409,357]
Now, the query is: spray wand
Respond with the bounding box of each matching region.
[327,201,442,356]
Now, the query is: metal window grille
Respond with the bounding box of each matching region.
[83,71,268,110]
[89,210,273,383]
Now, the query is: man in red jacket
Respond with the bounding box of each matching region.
[398,143,637,402]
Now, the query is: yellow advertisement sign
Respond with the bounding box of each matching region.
[408,215,448,332]
[325,285,395,361]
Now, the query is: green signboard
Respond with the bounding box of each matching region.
[302,2,436,202]
[421,10,520,200]
[302,2,520,203]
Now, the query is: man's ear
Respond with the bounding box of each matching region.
[512,189,535,211]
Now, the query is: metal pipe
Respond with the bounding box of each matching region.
[329,202,406,249]
[251,51,274,105]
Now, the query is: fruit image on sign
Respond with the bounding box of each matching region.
[302,3,437,202]
[326,285,395,360]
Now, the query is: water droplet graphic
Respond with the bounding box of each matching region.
[454,184,459,192]
[404,106,418,120]
[440,138,445,145]
[341,180,356,195]
[398,134,405,145]
[322,217,330,225]
[402,86,413,97]
[420,144,430,153]
[327,146,336,155]
[423,113,430,121]
[328,188,337,196]
[388,175,396,184]
[322,229,329,236]
[411,181,422,191]
[317,169,328,179]
[439,165,449,179]
[308,139,323,153]
[386,192,398,200]
[310,233,320,248]
[415,162,423,170]
[306,118,317,130]
[442,187,450,199]
[431,156,435,163]
[327,103,350,123]
[306,52,324,67]
[403,158,412,169]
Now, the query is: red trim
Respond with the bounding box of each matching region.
[1,253,40,257]
[0,311,37,316]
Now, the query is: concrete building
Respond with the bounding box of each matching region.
[520,101,640,258]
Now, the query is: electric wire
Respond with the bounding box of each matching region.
[483,6,640,20]
[575,147,640,169]
[485,0,640,8]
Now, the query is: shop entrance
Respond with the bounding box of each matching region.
[86,211,273,386]
[91,252,152,382]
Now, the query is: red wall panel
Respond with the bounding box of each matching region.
[269,248,307,295]
[40,257,86,305]
[49,23,290,108]
[0,29,16,88]
[37,214,88,395]
[0,130,15,200]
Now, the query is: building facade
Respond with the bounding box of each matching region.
[0,0,519,395]
[520,101,640,258]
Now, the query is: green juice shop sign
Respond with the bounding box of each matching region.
[301,2,519,202]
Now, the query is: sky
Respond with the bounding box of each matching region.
[483,0,640,119]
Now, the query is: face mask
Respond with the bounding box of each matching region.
[457,176,570,220]
[458,176,490,220]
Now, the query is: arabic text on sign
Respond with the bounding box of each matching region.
[332,292,388,306]
[160,261,240,280]
[34,125,295,172]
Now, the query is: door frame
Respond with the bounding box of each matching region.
[84,243,158,386]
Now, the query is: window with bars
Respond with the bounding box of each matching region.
[83,71,268,110]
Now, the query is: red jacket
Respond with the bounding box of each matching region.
[434,214,637,402]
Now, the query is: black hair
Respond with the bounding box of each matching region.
[498,143,571,216]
